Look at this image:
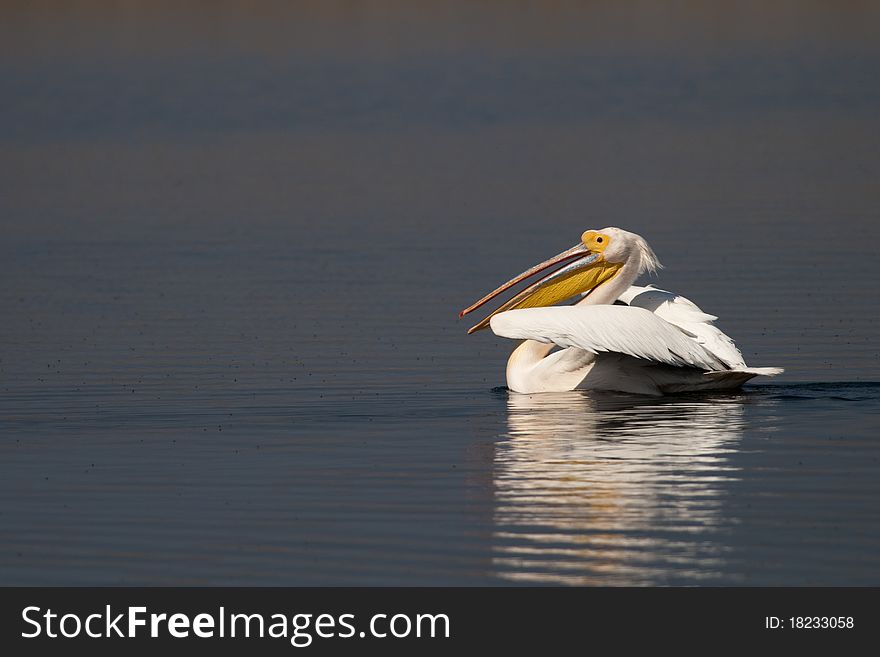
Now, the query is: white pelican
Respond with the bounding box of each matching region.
[460,227,782,395]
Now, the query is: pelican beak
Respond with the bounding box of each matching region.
[460,244,622,333]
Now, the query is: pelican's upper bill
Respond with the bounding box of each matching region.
[459,229,626,334]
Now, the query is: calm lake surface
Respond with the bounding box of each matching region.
[1,2,879,585]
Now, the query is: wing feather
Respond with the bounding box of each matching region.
[490,305,729,371]
[617,285,746,368]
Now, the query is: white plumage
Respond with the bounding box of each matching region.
[618,285,746,369]
[491,287,782,395]
[491,304,728,371]
[463,227,782,395]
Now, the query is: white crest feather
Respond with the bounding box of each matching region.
[635,235,662,275]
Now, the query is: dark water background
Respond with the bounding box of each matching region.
[1,1,879,585]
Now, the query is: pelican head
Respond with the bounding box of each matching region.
[460,227,661,333]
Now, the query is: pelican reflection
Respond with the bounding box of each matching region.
[492,391,749,585]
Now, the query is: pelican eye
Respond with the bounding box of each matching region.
[596,237,604,243]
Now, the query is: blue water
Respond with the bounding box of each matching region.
[1,2,879,585]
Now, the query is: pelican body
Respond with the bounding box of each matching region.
[460,227,781,395]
